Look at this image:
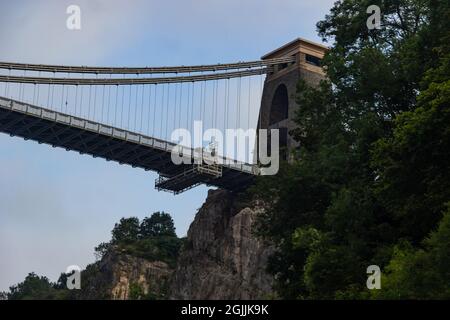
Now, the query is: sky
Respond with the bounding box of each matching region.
[0,0,336,292]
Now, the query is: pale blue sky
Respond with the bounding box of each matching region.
[0,0,336,291]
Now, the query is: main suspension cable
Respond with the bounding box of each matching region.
[0,57,293,74]
[0,68,270,86]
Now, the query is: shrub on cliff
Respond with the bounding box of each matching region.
[95,212,183,267]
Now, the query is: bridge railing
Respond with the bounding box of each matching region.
[0,57,286,166]
[0,96,260,175]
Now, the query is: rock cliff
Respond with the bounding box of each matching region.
[81,249,173,300]
[82,189,274,300]
[169,189,274,299]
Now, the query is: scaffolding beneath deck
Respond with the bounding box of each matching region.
[155,162,223,194]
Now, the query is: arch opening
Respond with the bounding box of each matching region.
[269,84,289,125]
[268,84,289,160]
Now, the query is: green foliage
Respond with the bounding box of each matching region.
[372,49,450,242]
[128,282,145,300]
[252,0,450,299]
[108,212,182,266]
[303,245,364,299]
[7,212,183,300]
[8,273,59,300]
[117,236,183,268]
[373,205,450,299]
[73,262,111,300]
[112,212,182,266]
[111,217,140,244]
[292,227,326,253]
[128,279,170,300]
[94,242,111,261]
[140,212,176,238]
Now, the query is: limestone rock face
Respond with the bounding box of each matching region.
[169,189,275,299]
[82,250,173,300]
[107,253,172,300]
[81,189,274,300]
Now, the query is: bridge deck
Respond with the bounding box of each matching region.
[0,97,257,193]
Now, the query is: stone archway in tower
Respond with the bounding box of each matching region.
[269,84,289,125]
[268,84,289,160]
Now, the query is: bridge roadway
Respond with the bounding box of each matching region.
[0,96,258,194]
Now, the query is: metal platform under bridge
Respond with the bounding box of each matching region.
[0,96,259,194]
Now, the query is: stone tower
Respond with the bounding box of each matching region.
[258,38,328,160]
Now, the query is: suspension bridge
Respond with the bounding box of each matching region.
[0,38,327,194]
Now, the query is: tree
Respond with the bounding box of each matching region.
[6,211,183,300]
[373,204,450,299]
[105,213,181,266]
[94,242,111,261]
[111,217,140,244]
[140,212,176,238]
[128,282,145,300]
[372,50,450,242]
[8,273,57,300]
[251,0,450,299]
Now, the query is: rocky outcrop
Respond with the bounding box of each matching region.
[169,189,275,299]
[80,189,274,300]
[107,252,172,300]
[81,249,173,300]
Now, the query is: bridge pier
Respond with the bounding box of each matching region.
[258,38,328,161]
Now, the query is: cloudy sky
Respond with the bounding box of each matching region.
[0,0,336,292]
